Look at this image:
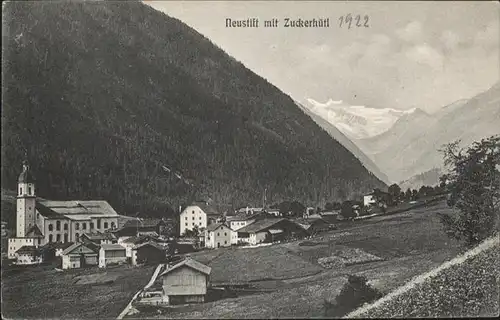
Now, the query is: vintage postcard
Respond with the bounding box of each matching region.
[1,0,499,319]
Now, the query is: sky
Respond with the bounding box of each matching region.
[146,1,499,113]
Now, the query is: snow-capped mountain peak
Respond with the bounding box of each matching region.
[304,98,419,139]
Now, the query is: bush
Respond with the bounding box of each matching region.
[439,136,500,247]
[324,275,382,317]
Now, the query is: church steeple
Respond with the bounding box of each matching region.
[17,160,37,237]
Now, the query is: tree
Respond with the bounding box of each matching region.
[340,200,356,220]
[404,188,412,201]
[388,183,402,206]
[323,275,382,317]
[438,136,500,247]
[325,202,341,211]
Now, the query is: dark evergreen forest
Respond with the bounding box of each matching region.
[2,1,385,219]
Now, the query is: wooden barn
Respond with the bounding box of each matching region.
[237,218,309,245]
[160,258,211,305]
[132,242,166,265]
[61,242,98,269]
[294,217,330,234]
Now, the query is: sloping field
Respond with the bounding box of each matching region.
[1,265,156,319]
[204,246,324,284]
[136,201,471,319]
[349,237,499,318]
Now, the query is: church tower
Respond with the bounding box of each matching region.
[17,160,36,237]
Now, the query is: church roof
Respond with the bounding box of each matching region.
[37,200,119,219]
[18,161,36,183]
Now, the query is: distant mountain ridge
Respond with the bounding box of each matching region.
[399,168,442,191]
[305,98,421,140]
[1,1,385,217]
[356,82,500,182]
[296,102,390,184]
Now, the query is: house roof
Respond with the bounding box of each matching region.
[237,218,287,233]
[295,217,328,225]
[16,245,39,255]
[61,242,99,255]
[160,258,211,277]
[185,201,220,216]
[37,200,118,219]
[41,242,74,251]
[206,223,231,232]
[121,235,161,245]
[100,243,125,251]
[134,241,165,251]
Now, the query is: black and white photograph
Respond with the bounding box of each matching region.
[1,0,499,319]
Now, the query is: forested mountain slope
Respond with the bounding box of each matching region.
[2,1,385,217]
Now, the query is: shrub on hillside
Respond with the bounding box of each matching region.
[324,274,382,317]
[439,135,500,247]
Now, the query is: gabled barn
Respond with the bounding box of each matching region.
[61,242,98,269]
[160,258,211,305]
[237,218,308,245]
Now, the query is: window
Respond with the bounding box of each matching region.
[75,233,79,240]
[28,187,32,195]
[224,232,227,236]
[64,223,68,230]
[185,217,188,220]
[104,222,108,229]
[64,234,68,243]
[48,224,53,231]
[111,222,116,229]
[20,187,23,195]
[56,234,61,242]
[192,210,195,214]
[97,219,101,229]
[82,223,87,230]
[38,239,41,245]
[217,232,220,236]
[199,216,202,220]
[199,222,202,226]
[49,234,53,243]
[185,223,188,226]
[192,222,195,226]
[76,223,80,230]
[224,240,227,245]
[90,222,94,229]
[56,221,61,231]
[192,216,195,220]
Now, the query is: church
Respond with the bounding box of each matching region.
[7,161,120,262]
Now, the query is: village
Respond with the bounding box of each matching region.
[1,159,454,318]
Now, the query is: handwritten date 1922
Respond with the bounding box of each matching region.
[339,14,370,29]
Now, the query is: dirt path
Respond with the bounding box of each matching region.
[117,263,164,319]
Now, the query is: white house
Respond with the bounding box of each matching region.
[204,223,233,249]
[225,212,262,231]
[98,243,127,268]
[363,194,376,207]
[179,205,208,236]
